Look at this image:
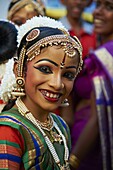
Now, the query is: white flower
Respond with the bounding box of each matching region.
[0,58,16,102]
[17,16,68,47]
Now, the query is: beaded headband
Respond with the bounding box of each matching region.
[17,31,83,79]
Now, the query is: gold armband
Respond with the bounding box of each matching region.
[69,154,80,169]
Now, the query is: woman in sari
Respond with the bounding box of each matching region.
[64,0,113,169]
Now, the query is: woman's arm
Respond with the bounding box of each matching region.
[0,126,24,169]
[70,91,99,168]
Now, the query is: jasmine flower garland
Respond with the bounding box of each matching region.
[0,58,16,102]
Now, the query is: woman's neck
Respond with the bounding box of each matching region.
[22,96,49,122]
[98,34,113,45]
[67,14,82,30]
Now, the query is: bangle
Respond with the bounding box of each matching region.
[69,154,80,169]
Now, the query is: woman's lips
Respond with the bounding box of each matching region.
[40,90,61,102]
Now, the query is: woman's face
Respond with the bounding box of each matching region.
[11,5,38,26]
[93,0,113,37]
[24,45,79,113]
[62,0,87,19]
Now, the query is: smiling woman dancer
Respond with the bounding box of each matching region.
[0,16,82,169]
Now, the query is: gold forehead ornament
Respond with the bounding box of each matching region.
[16,29,83,93]
[25,29,82,59]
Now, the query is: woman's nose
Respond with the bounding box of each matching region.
[49,75,64,91]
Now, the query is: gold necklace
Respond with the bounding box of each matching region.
[36,115,53,131]
[16,97,70,170]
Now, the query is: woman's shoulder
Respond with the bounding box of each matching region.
[0,107,23,120]
[0,108,29,132]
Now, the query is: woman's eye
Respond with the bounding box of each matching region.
[34,65,52,74]
[106,4,113,10]
[63,72,75,80]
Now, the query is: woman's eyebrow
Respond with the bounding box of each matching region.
[35,59,58,67]
[66,66,77,69]
[35,59,77,69]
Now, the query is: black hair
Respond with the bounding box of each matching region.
[0,21,17,64]
[8,0,21,11]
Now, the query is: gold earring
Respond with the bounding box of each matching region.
[11,77,25,97]
[60,99,69,107]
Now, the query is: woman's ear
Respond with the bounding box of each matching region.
[13,60,18,78]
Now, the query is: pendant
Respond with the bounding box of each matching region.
[50,131,63,144]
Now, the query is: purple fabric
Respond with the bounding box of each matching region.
[71,106,103,170]
[73,70,92,99]
[71,106,91,148]
[71,41,113,170]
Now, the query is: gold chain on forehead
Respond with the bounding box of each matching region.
[26,34,82,59]
[17,34,83,79]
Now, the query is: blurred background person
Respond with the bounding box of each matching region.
[7,0,45,26]
[0,20,17,112]
[59,0,96,59]
[57,0,97,120]
[69,0,113,169]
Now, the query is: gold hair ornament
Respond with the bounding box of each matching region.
[11,46,26,97]
[26,34,82,59]
[26,29,40,41]
[26,32,83,74]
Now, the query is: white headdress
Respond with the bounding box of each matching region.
[0,58,16,102]
[17,16,68,46]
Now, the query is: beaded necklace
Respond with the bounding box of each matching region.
[16,97,70,170]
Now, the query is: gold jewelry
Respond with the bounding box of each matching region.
[50,130,63,144]
[60,62,65,69]
[60,53,66,69]
[26,34,82,60]
[36,115,53,131]
[26,29,40,42]
[16,97,70,170]
[11,78,25,97]
[69,154,80,169]
[11,46,26,97]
